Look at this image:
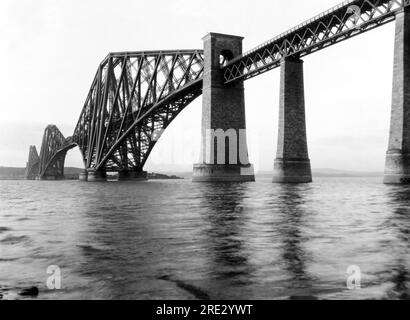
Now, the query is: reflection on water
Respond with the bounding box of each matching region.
[0,178,409,300]
[275,185,315,291]
[382,186,410,300]
[199,183,254,285]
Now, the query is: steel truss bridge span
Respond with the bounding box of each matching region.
[73,50,204,174]
[26,0,410,180]
[27,50,204,179]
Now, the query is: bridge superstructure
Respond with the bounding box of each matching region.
[26,0,410,184]
[223,0,410,83]
[26,51,204,181]
[72,50,204,181]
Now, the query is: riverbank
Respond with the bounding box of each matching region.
[0,167,184,180]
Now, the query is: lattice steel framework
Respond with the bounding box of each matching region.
[24,145,40,180]
[38,125,77,179]
[30,0,410,177]
[72,50,204,173]
[223,0,410,83]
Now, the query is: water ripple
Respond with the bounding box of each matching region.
[0,178,409,299]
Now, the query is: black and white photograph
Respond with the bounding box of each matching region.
[0,0,410,311]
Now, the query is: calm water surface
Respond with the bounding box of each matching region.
[0,177,409,300]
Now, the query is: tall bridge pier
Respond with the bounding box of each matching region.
[273,58,312,183]
[193,33,255,182]
[384,8,410,184]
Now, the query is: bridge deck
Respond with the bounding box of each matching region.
[223,0,410,83]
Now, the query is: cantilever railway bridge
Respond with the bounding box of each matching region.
[25,0,410,184]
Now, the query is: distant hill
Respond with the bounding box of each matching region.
[0,167,184,180]
[0,166,85,180]
[256,169,382,178]
[313,168,382,177]
[0,167,25,180]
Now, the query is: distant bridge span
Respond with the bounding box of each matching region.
[26,0,410,183]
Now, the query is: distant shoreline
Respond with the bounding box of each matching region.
[0,167,184,181]
[0,166,383,180]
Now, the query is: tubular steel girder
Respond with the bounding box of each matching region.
[72,50,204,172]
[24,145,40,180]
[38,125,77,179]
[223,0,410,83]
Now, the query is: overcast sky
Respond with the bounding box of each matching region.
[0,0,396,172]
